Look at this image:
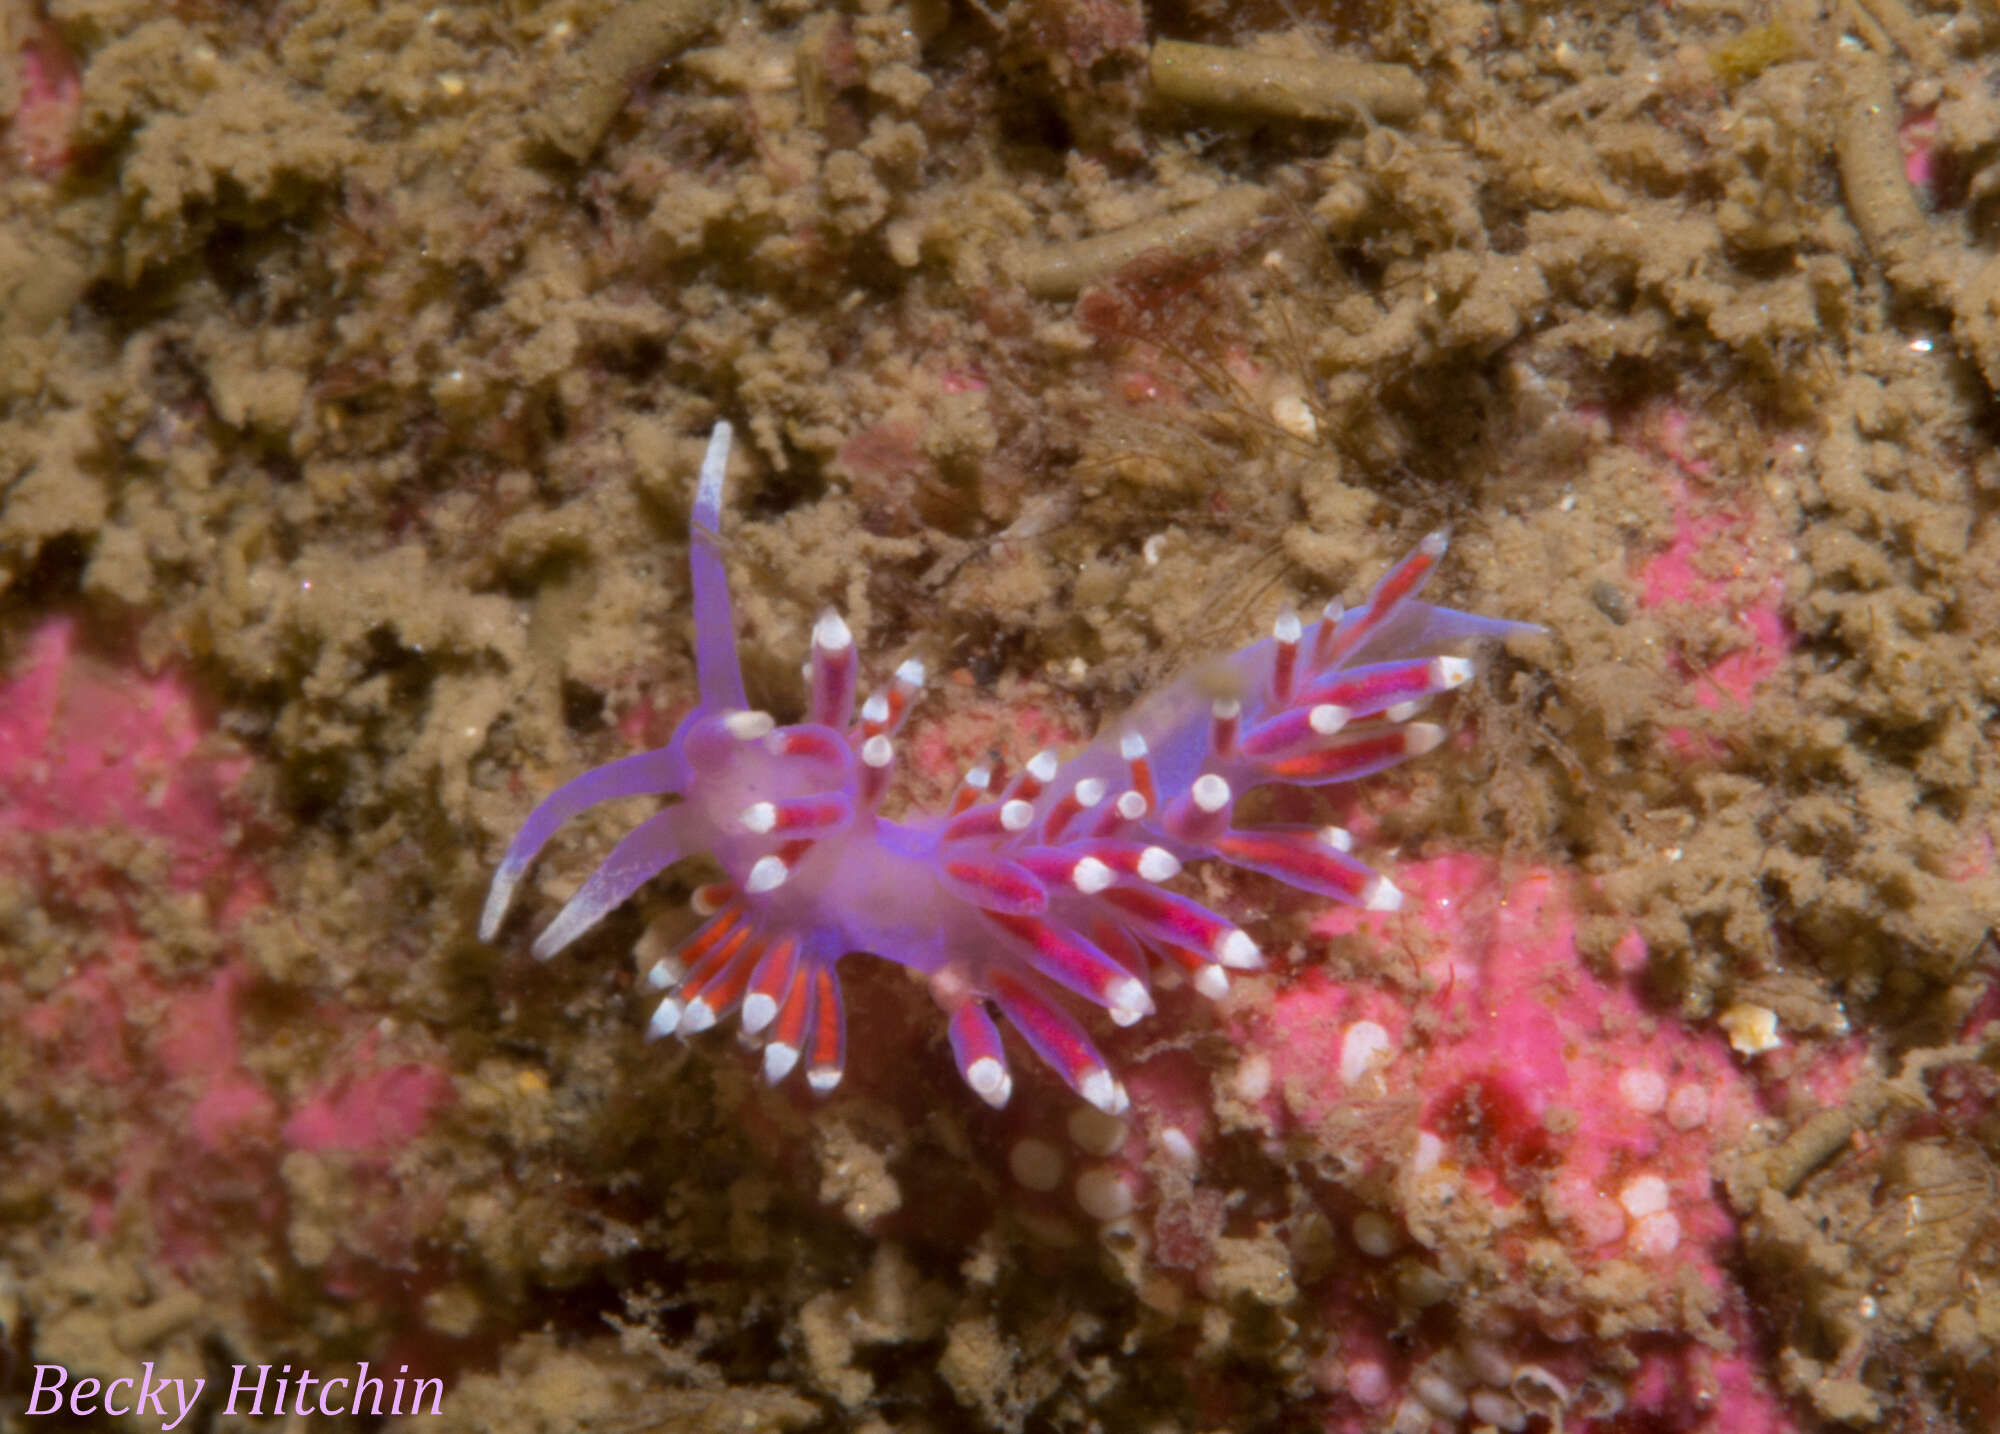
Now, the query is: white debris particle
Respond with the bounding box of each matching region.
[1231,1052,1272,1103]
[1352,1210,1399,1258]
[1720,1002,1782,1055]
[1618,1173,1670,1219]
[1340,1020,1393,1086]
[1413,1129,1444,1174]
[1630,1209,1682,1255]
[1271,393,1318,442]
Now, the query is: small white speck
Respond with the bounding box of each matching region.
[1619,1173,1670,1219]
[1720,1002,1782,1055]
[1231,1053,1272,1102]
[1413,1130,1444,1173]
[1340,1020,1392,1085]
[1352,1210,1399,1257]
[1630,1209,1681,1255]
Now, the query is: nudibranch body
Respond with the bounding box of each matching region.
[482,422,1540,1114]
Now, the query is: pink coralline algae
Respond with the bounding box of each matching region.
[1633,412,1795,748]
[2,621,454,1277]
[1229,856,1793,1433]
[0,618,255,896]
[481,422,1541,1110]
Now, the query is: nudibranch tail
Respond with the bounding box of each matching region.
[482,421,1542,1113]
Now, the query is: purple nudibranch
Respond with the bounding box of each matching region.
[482,422,1541,1113]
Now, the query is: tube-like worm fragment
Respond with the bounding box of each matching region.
[1019,184,1274,299]
[532,0,727,161]
[1148,39,1425,126]
[1834,53,1930,276]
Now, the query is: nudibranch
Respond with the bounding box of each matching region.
[482,422,1539,1113]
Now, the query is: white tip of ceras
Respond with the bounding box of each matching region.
[812,609,853,653]
[860,691,890,725]
[894,657,926,689]
[1000,799,1034,832]
[647,997,683,1040]
[1191,774,1231,814]
[678,997,718,1034]
[1320,826,1354,852]
[1108,976,1153,1025]
[1194,964,1230,1000]
[741,801,778,834]
[1432,655,1475,689]
[1072,777,1107,808]
[763,1040,800,1083]
[723,709,776,740]
[1309,703,1350,735]
[1419,528,1450,558]
[862,734,894,769]
[1080,1068,1122,1115]
[1027,748,1060,783]
[1115,790,1148,821]
[1364,876,1404,912]
[746,855,790,894]
[741,991,778,1034]
[1273,609,1303,644]
[966,1056,1012,1108]
[806,1065,843,1094]
[478,864,521,942]
[1216,929,1263,969]
[645,957,684,991]
[1210,697,1241,721]
[1137,846,1180,882]
[1119,731,1148,761]
[1072,857,1116,895]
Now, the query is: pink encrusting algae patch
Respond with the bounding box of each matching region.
[1219,855,1799,1433]
[1629,413,1796,755]
[0,618,257,893]
[284,1048,458,1157]
[1,620,454,1292]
